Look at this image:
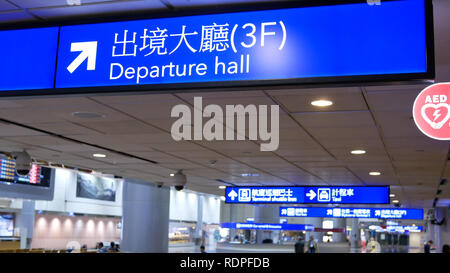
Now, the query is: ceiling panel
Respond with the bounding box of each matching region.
[29,0,167,19]
[9,0,114,9]
[0,0,18,11]
[268,87,366,113]
[0,9,35,23]
[165,0,274,8]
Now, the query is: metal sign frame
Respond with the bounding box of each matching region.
[0,0,435,98]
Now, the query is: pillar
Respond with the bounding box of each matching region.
[425,220,435,245]
[229,204,238,241]
[15,200,35,249]
[434,206,450,253]
[121,179,170,253]
[304,217,323,242]
[254,205,279,244]
[350,218,361,253]
[194,194,204,245]
[332,218,346,243]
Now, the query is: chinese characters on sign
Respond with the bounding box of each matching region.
[51,0,428,90]
[106,22,286,84]
[279,207,423,220]
[225,186,389,204]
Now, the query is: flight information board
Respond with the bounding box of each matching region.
[225,186,389,204]
[0,159,51,187]
[280,207,423,220]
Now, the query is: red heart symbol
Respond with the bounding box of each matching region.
[425,106,449,124]
[421,103,450,129]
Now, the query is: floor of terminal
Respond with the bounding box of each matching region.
[168,243,427,254]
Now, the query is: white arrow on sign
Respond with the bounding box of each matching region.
[306,190,316,200]
[228,190,238,201]
[67,41,98,74]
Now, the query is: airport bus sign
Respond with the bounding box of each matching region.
[279,207,424,220]
[0,0,432,95]
[221,222,314,231]
[225,186,389,204]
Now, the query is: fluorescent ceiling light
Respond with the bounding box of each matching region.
[170,173,175,177]
[389,194,395,198]
[369,171,381,176]
[351,150,366,155]
[392,200,400,203]
[93,153,106,158]
[219,186,226,189]
[311,100,333,107]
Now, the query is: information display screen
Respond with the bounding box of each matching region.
[0,27,59,91]
[280,207,423,220]
[0,159,51,187]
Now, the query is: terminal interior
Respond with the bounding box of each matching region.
[0,0,450,253]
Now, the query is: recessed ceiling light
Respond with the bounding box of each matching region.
[72,112,105,119]
[392,200,400,203]
[311,100,333,107]
[241,173,259,177]
[369,171,381,176]
[170,173,175,177]
[351,150,366,155]
[218,186,226,189]
[389,194,395,198]
[93,153,106,158]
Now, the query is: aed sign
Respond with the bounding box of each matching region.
[0,0,433,96]
[413,83,450,140]
[225,186,389,204]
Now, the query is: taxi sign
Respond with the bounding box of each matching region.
[225,186,389,204]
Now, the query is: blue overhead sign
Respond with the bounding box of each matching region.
[280,207,423,220]
[221,222,314,231]
[0,27,59,91]
[55,0,428,88]
[225,186,389,204]
[0,0,432,95]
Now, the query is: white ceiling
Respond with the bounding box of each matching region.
[0,0,449,209]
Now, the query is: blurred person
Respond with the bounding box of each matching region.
[97,242,107,253]
[367,237,381,253]
[200,245,207,253]
[294,236,305,253]
[306,236,318,253]
[442,244,450,253]
[108,242,116,252]
[424,240,433,253]
[80,244,87,253]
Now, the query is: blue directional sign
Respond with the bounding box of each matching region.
[280,207,423,220]
[54,0,428,89]
[221,222,314,231]
[0,27,59,91]
[0,0,432,95]
[385,226,423,233]
[225,186,389,204]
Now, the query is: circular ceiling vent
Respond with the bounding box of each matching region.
[72,112,105,118]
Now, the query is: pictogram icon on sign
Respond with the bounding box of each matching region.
[413,83,450,140]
